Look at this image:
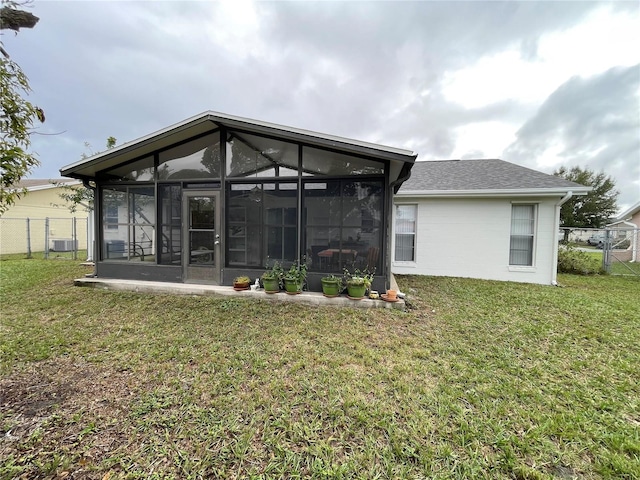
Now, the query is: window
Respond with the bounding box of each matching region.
[104,203,119,230]
[304,180,383,272]
[101,186,155,262]
[395,204,417,262]
[302,146,384,176]
[158,185,181,265]
[158,132,221,180]
[99,155,154,182]
[226,182,298,267]
[510,204,536,266]
[227,132,298,178]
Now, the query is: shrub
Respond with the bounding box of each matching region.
[557,245,604,275]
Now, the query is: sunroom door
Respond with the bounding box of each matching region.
[183,191,221,283]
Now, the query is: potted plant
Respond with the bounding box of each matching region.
[283,259,307,294]
[261,260,283,293]
[321,274,342,297]
[233,275,251,291]
[343,267,374,299]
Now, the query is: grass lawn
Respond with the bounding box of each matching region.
[1,259,638,479]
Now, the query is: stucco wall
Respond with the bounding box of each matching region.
[1,187,85,219]
[0,187,89,255]
[392,196,560,285]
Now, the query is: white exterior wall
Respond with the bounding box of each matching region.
[392,196,561,285]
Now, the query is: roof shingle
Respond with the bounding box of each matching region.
[399,159,587,192]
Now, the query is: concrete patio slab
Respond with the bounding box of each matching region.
[74,277,406,310]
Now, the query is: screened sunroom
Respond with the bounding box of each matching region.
[60,112,417,292]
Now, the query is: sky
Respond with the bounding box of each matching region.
[3,0,639,212]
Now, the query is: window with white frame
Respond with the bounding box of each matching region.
[395,204,417,262]
[509,204,536,266]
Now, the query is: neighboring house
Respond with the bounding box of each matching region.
[392,160,591,285]
[0,179,92,256]
[607,200,640,262]
[2,178,80,218]
[60,111,417,292]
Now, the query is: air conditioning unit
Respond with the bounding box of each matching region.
[50,239,77,252]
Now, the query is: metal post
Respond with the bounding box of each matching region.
[44,217,49,259]
[26,218,32,259]
[72,217,77,260]
[86,215,92,262]
[602,229,611,273]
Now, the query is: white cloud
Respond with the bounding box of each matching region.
[442,6,640,109]
[451,121,518,159]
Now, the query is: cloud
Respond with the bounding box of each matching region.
[504,64,640,206]
[3,1,637,208]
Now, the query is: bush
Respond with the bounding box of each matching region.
[557,245,604,275]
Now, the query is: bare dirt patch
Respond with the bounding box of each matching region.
[1,357,144,478]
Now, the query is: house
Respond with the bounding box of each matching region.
[60,111,417,292]
[607,201,640,262]
[2,178,80,218]
[60,112,591,289]
[0,179,91,256]
[391,159,591,285]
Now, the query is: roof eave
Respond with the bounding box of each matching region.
[60,111,417,179]
[395,187,592,198]
[614,200,640,221]
[27,180,81,192]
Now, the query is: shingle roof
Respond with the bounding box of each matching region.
[399,159,589,194]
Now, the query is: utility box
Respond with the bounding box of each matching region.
[50,239,77,251]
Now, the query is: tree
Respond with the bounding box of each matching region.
[55,137,117,212]
[554,166,619,229]
[0,0,44,215]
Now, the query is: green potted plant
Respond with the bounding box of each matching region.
[261,260,283,293]
[233,275,251,291]
[343,267,374,299]
[283,259,307,294]
[321,273,342,297]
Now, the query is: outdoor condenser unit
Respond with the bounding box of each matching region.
[49,239,77,252]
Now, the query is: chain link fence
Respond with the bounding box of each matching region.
[603,227,639,276]
[0,217,89,260]
[560,227,639,276]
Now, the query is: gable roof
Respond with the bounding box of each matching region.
[60,111,417,179]
[613,200,640,222]
[397,159,591,197]
[16,178,80,191]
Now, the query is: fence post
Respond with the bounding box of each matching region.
[72,217,77,260]
[26,218,32,258]
[602,229,611,273]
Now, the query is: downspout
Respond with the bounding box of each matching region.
[387,163,414,290]
[82,179,97,269]
[552,191,573,286]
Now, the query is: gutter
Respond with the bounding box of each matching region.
[551,191,573,286]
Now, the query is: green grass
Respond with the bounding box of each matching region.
[580,250,640,276]
[1,258,639,479]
